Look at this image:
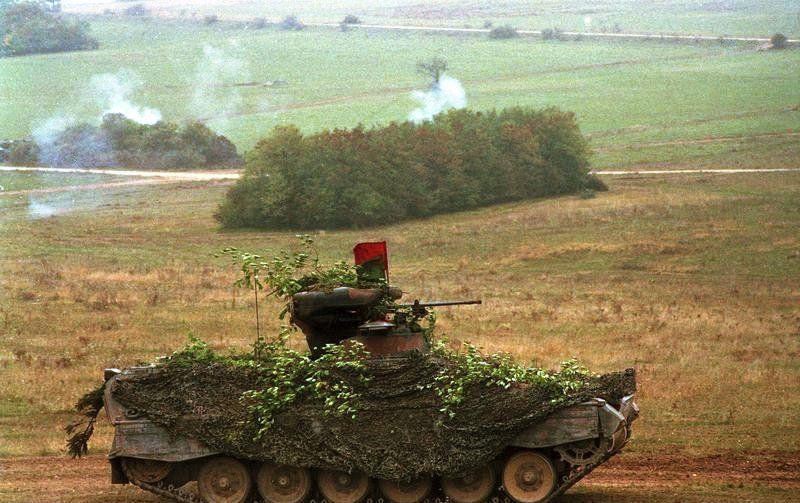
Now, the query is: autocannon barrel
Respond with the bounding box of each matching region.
[398,299,482,308]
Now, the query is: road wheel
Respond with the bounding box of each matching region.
[378,476,432,503]
[256,463,312,503]
[502,451,556,503]
[441,465,495,503]
[197,456,252,503]
[317,469,370,503]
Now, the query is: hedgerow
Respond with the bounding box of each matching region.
[216,107,604,229]
[1,2,98,57]
[12,113,241,169]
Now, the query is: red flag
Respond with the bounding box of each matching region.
[353,241,388,282]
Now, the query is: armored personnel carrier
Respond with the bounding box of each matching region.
[94,242,639,503]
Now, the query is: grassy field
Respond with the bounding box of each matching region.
[63,0,800,38]
[1,2,798,500]
[1,161,799,502]
[1,138,799,460]
[1,15,798,164]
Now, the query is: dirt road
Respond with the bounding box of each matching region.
[307,22,799,44]
[3,165,800,199]
[0,451,797,503]
[0,167,240,181]
[0,167,240,198]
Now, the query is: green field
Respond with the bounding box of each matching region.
[1,3,799,501]
[2,13,798,170]
[1,171,798,499]
[64,0,800,38]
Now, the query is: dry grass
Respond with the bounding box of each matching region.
[0,166,798,462]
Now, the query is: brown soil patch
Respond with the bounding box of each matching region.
[0,451,797,502]
[596,451,800,487]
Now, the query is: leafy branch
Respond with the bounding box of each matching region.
[429,341,593,418]
[220,235,383,320]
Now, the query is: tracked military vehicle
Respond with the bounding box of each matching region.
[95,242,638,503]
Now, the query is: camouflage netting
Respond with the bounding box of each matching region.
[106,352,635,480]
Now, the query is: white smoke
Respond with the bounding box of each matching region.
[192,44,250,122]
[32,115,77,146]
[90,72,162,124]
[27,190,102,220]
[28,199,62,219]
[408,75,467,124]
[584,16,592,28]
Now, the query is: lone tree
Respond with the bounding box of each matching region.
[771,33,788,49]
[416,57,448,86]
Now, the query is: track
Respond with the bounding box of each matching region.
[0,167,239,197]
[592,168,800,175]
[0,166,240,180]
[2,165,799,198]
[306,23,798,44]
[1,451,797,503]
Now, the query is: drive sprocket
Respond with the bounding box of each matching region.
[554,437,610,467]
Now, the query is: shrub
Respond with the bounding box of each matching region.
[771,33,788,49]
[342,14,361,24]
[8,140,40,166]
[203,14,218,25]
[0,1,98,57]
[251,17,268,29]
[489,25,518,39]
[542,28,565,41]
[279,15,304,30]
[216,107,597,229]
[122,3,148,17]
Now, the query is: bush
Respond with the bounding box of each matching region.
[203,14,219,25]
[489,25,518,39]
[251,17,268,29]
[8,140,40,166]
[122,3,148,17]
[216,107,597,229]
[771,33,788,49]
[279,15,304,30]
[0,1,99,57]
[19,114,241,169]
[542,28,565,41]
[342,14,361,24]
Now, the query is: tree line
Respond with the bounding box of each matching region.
[216,107,604,229]
[1,1,98,57]
[9,114,241,169]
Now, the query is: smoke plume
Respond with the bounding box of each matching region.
[191,44,249,122]
[408,75,467,124]
[90,72,162,124]
[32,115,77,147]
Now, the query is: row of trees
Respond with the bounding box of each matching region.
[10,114,241,169]
[216,107,604,229]
[0,1,98,56]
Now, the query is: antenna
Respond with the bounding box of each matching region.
[253,274,261,358]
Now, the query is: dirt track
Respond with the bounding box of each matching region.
[0,451,797,503]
